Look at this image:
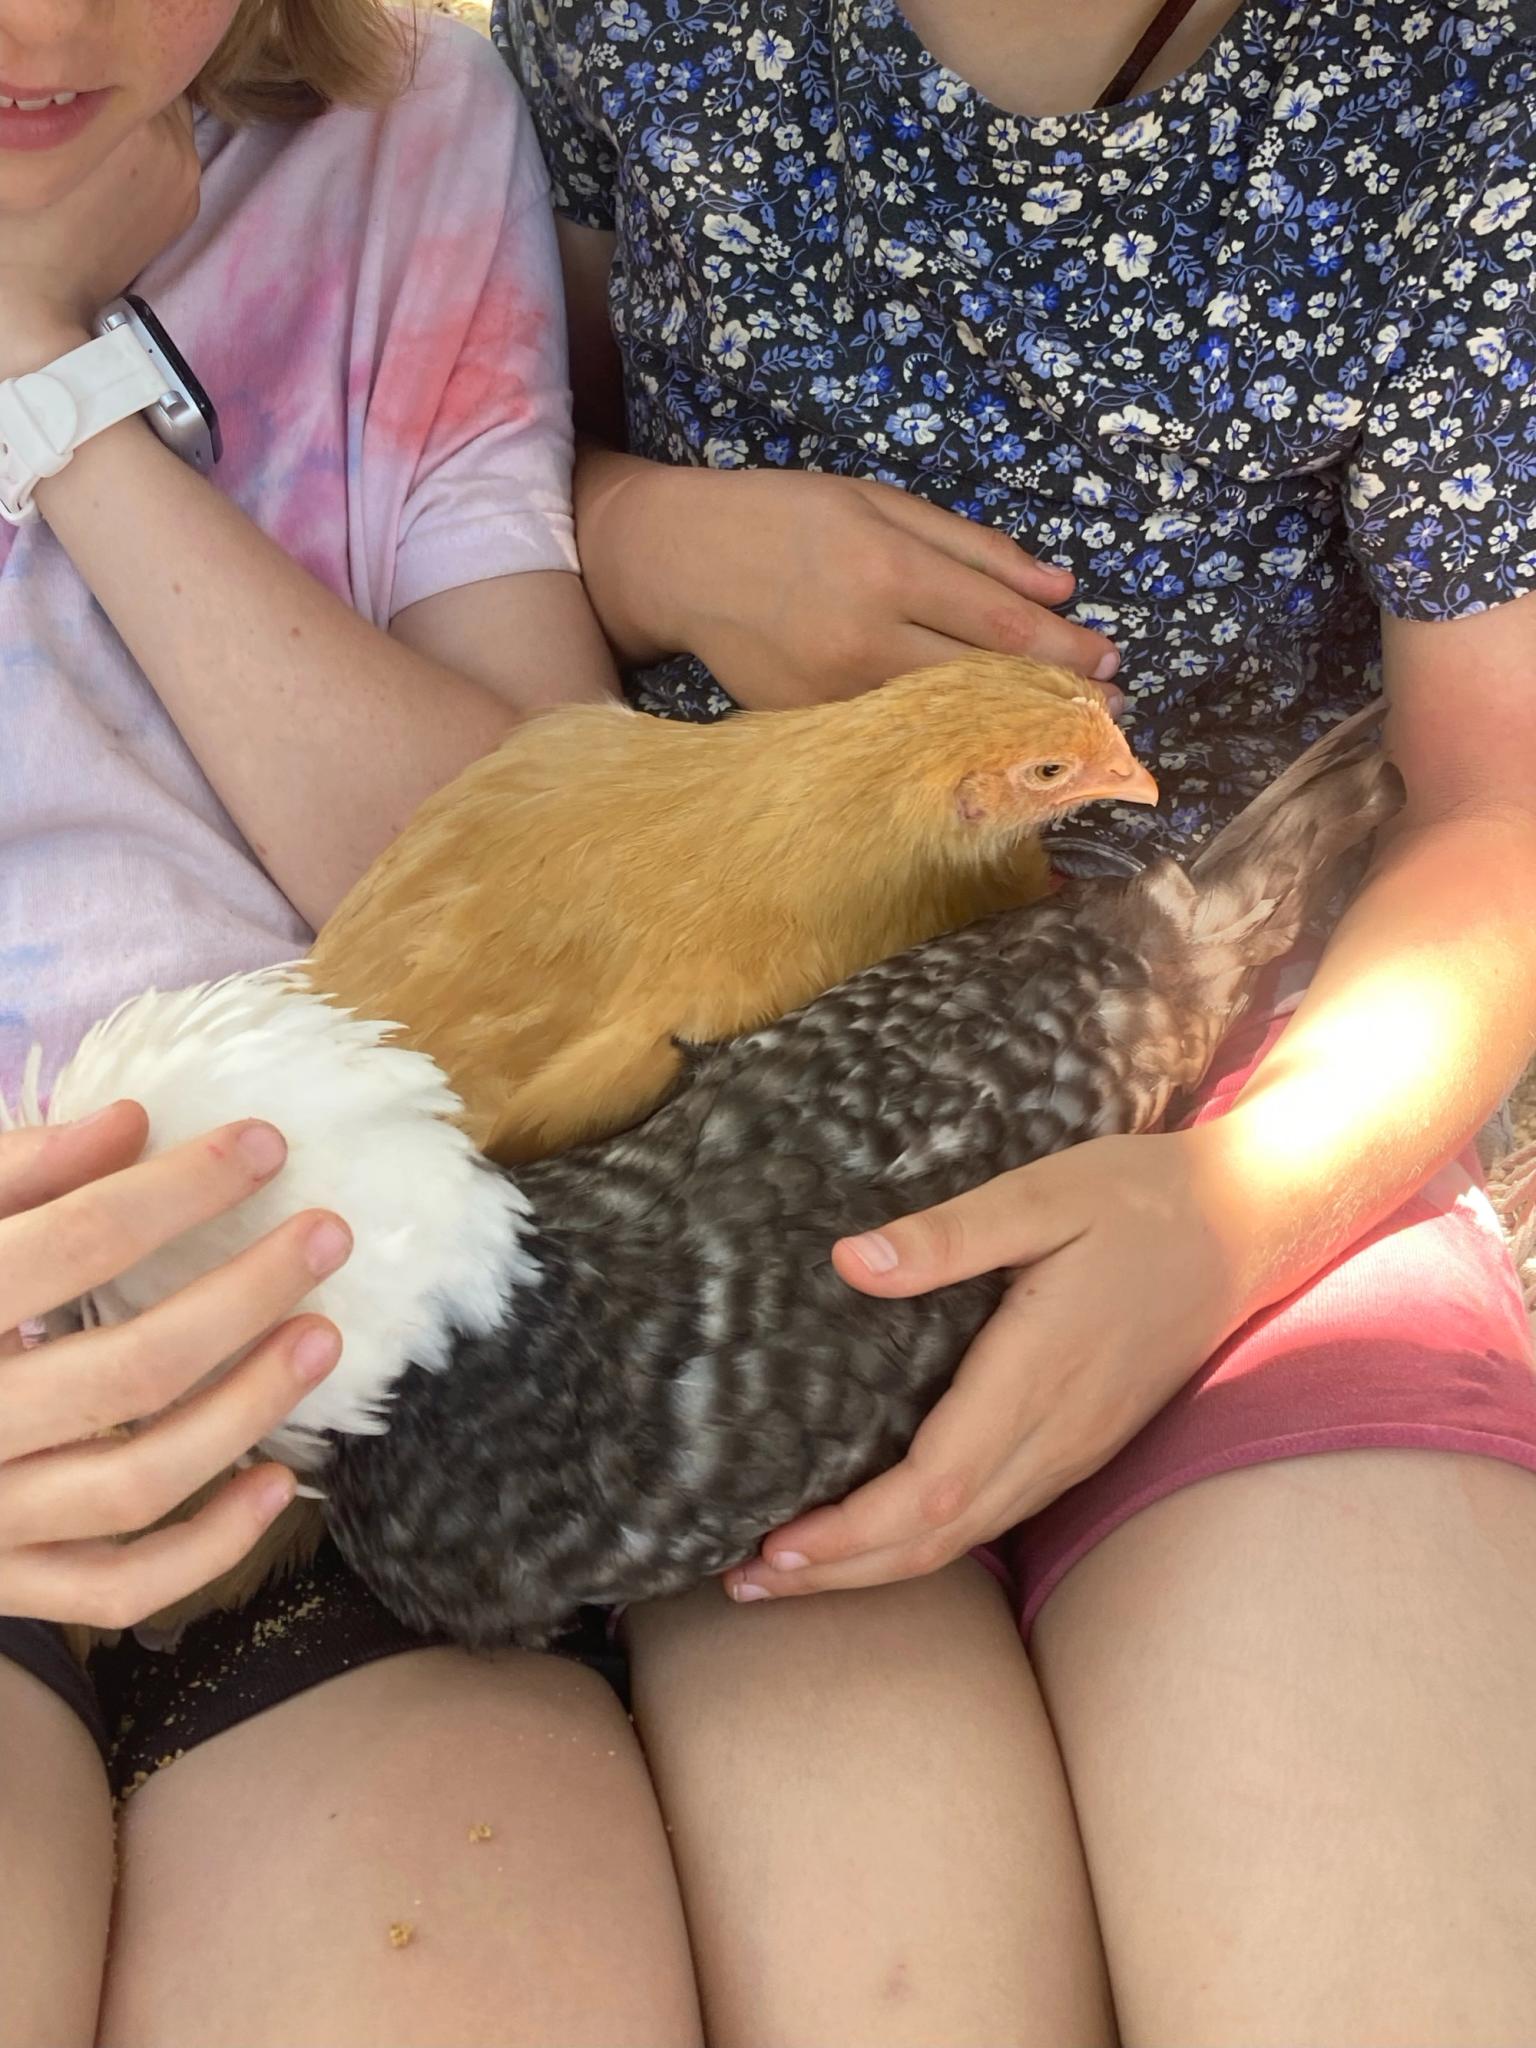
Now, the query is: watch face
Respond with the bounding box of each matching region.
[116,293,222,471]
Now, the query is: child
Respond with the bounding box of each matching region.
[0,3,703,2040]
[500,0,1536,2038]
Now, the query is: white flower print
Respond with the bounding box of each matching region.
[1022,333,1081,380]
[1098,404,1163,450]
[1260,545,1309,578]
[708,320,751,368]
[1244,374,1298,423]
[1468,327,1511,374]
[1019,180,1082,226]
[1440,464,1497,511]
[1276,82,1323,129]
[1108,111,1164,153]
[648,132,699,173]
[1103,230,1156,281]
[1157,453,1200,501]
[919,68,967,114]
[703,212,761,253]
[1473,178,1531,234]
[746,27,793,80]
[876,237,923,277]
[1074,604,1121,637]
[597,0,649,38]
[1371,321,1408,366]
[1306,392,1364,432]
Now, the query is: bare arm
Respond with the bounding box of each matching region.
[724,594,1536,1595]
[3,108,617,928]
[1202,597,1536,1297]
[552,219,1120,700]
[20,344,616,927]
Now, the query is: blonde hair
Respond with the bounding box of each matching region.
[195,0,416,124]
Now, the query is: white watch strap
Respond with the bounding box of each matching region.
[0,327,168,526]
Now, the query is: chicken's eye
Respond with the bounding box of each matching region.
[1033,761,1067,782]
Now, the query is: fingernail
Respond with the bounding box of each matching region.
[1093,650,1121,682]
[252,1468,296,1519]
[237,1121,287,1178]
[844,1231,899,1274]
[292,1324,340,1385]
[767,1550,809,1572]
[1042,558,1075,582]
[730,1582,773,1603]
[304,1218,352,1279]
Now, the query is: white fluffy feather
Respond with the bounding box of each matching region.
[11,968,538,1467]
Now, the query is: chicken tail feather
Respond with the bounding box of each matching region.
[1184,697,1401,964]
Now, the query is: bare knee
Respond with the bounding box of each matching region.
[102,1647,701,2048]
[631,1564,1114,2048]
[1034,1453,1536,2047]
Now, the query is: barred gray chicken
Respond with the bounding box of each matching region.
[322,703,1400,1648]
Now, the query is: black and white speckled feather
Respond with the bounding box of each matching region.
[325,704,1400,1648]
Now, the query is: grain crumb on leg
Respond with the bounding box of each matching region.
[467,1823,493,1842]
[387,1921,415,1949]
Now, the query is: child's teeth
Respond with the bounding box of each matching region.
[0,92,79,110]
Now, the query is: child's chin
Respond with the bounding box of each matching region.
[0,130,112,211]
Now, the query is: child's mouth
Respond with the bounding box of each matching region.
[0,86,108,153]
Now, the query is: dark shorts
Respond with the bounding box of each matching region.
[0,1544,628,1801]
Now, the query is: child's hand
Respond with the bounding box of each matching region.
[0,100,199,372]
[584,462,1121,705]
[0,1102,348,1630]
[724,1129,1253,1598]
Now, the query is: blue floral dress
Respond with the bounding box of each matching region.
[496,0,1536,867]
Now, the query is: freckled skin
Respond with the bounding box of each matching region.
[0,0,239,210]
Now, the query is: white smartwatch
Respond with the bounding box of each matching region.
[0,294,221,526]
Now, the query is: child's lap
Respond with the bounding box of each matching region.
[989,1003,1536,1633]
[5,996,1533,1779]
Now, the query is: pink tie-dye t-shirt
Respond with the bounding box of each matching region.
[0,16,576,1098]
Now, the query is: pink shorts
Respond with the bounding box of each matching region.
[985,995,1536,1635]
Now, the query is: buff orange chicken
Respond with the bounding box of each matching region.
[304,654,1155,1162]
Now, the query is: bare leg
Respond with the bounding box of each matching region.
[99,1647,703,2048]
[0,1658,113,2048]
[1033,1451,1536,2047]
[628,1558,1115,2048]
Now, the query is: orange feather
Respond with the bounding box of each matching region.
[305,654,1156,1161]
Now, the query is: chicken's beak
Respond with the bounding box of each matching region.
[1111,759,1159,807]
[1072,757,1160,808]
